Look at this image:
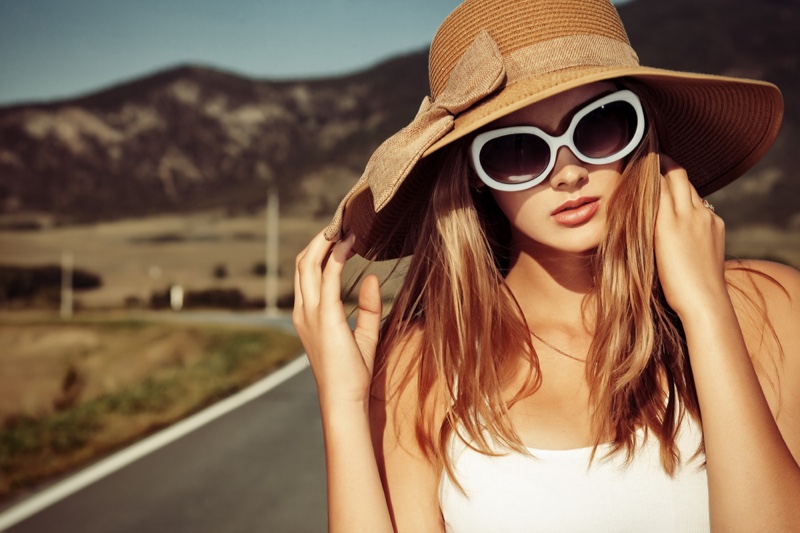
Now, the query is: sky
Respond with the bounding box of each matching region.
[0,0,633,107]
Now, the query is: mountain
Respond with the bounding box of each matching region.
[0,53,429,223]
[0,0,797,227]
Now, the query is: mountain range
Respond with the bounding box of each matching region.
[0,0,797,228]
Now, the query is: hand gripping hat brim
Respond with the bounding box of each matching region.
[325,0,783,260]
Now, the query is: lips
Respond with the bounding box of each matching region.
[551,197,600,227]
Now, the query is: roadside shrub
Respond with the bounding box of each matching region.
[212,264,228,280]
[150,287,248,309]
[187,287,243,308]
[0,264,102,304]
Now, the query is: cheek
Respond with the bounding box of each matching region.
[490,191,522,224]
[490,191,515,221]
[604,168,626,201]
[489,189,548,227]
[604,161,626,189]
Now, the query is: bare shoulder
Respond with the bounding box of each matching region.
[725,259,800,339]
[725,258,800,356]
[371,322,447,446]
[725,259,800,448]
[369,324,445,532]
[372,324,425,401]
[725,258,800,300]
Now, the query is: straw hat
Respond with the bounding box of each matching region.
[325,0,783,259]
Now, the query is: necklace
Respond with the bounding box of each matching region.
[529,329,587,363]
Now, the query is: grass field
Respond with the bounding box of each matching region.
[0,315,303,502]
[0,211,324,309]
[0,210,406,502]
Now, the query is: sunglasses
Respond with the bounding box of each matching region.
[469,89,645,191]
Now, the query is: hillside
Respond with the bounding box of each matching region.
[0,0,797,228]
[0,54,428,224]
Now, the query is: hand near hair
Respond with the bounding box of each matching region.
[294,231,396,532]
[654,155,728,319]
[656,157,800,531]
[293,230,383,406]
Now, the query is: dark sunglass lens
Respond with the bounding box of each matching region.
[479,133,549,184]
[573,101,637,159]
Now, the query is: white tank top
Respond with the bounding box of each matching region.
[439,417,709,532]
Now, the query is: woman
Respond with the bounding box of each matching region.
[294,0,800,531]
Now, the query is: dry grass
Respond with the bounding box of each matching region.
[0,211,325,309]
[0,316,303,501]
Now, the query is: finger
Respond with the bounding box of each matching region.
[297,230,337,309]
[353,274,383,372]
[659,154,680,174]
[320,233,356,306]
[657,168,674,217]
[293,246,306,313]
[682,180,704,212]
[660,154,696,209]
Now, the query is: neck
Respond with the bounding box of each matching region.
[504,240,596,329]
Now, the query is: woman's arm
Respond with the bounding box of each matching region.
[293,231,442,532]
[655,159,800,532]
[294,231,392,532]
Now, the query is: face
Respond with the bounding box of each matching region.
[477,82,627,256]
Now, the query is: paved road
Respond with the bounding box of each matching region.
[7,368,328,533]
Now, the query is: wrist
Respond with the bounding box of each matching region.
[669,281,731,323]
[319,398,372,445]
[675,295,740,347]
[319,393,370,419]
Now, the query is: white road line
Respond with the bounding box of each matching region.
[0,355,310,532]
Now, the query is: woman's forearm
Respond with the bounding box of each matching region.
[320,399,394,533]
[680,298,800,532]
[293,231,394,531]
[654,162,800,530]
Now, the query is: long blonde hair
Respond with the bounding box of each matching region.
[370,84,702,485]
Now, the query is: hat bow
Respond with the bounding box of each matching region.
[325,31,505,241]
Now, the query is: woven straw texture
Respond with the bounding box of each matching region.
[429,0,630,97]
[325,0,783,260]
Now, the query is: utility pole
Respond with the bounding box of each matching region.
[60,251,73,320]
[265,184,279,317]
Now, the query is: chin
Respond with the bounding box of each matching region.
[553,242,601,256]
[514,232,603,257]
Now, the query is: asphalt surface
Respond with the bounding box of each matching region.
[7,368,328,533]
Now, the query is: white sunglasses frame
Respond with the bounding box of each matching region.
[469,89,646,192]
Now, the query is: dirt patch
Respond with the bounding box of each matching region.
[0,317,303,501]
[0,323,210,419]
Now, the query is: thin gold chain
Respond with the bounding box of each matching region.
[529,329,587,363]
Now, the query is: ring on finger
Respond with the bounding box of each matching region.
[701,199,715,212]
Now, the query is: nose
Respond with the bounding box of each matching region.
[549,146,588,190]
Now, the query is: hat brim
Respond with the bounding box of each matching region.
[345,66,783,259]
